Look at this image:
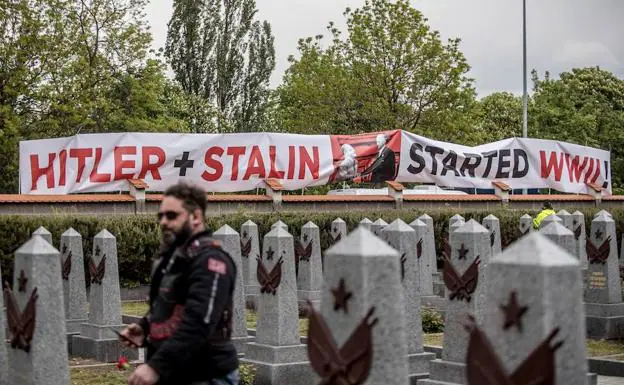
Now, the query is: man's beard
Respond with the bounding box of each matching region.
[161,219,193,248]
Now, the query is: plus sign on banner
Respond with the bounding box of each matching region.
[18,131,612,195]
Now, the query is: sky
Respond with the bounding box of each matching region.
[144,0,624,98]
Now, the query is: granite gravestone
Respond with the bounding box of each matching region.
[482,214,502,257]
[60,228,88,353]
[240,220,261,308]
[328,218,347,247]
[540,214,563,229]
[518,214,533,236]
[72,230,128,362]
[0,262,7,384]
[449,214,465,227]
[572,211,589,281]
[241,227,312,384]
[407,219,435,298]
[359,217,373,230]
[213,225,253,354]
[6,236,69,385]
[594,210,612,219]
[557,209,574,231]
[420,220,492,385]
[584,212,624,339]
[371,218,388,237]
[309,227,410,385]
[32,226,52,245]
[418,214,437,271]
[295,222,323,313]
[539,222,575,256]
[472,232,594,385]
[382,219,437,383]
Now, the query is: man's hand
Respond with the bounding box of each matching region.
[119,323,145,348]
[128,364,159,385]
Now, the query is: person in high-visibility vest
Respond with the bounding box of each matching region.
[533,201,556,229]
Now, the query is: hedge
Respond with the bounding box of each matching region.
[1,207,621,287]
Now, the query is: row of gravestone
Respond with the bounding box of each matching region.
[1,209,620,385]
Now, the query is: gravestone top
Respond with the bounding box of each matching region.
[360,218,373,224]
[483,214,498,220]
[33,226,51,236]
[214,224,238,235]
[419,213,432,220]
[384,218,412,232]
[271,220,288,230]
[520,214,533,219]
[62,227,80,236]
[540,221,574,237]
[557,209,571,216]
[326,227,398,259]
[594,212,613,222]
[409,218,426,228]
[497,232,579,266]
[302,221,318,229]
[332,217,346,224]
[373,218,388,225]
[540,214,563,226]
[16,234,57,255]
[242,219,256,226]
[594,210,612,218]
[95,229,115,238]
[572,210,583,216]
[449,214,465,223]
[456,218,489,234]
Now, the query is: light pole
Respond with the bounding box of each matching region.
[522,0,528,138]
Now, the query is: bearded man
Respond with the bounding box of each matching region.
[120,182,240,385]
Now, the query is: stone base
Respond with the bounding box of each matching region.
[71,335,138,362]
[66,318,87,334]
[421,295,445,309]
[587,372,598,385]
[246,294,258,311]
[408,351,436,384]
[66,332,80,355]
[420,359,465,384]
[585,302,624,339]
[232,335,255,356]
[80,322,126,340]
[240,342,314,385]
[433,282,445,298]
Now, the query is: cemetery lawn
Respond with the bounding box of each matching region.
[71,367,129,385]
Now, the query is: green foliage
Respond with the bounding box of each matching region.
[165,0,276,132]
[1,207,617,286]
[239,363,256,385]
[421,307,444,333]
[530,67,624,190]
[276,0,475,135]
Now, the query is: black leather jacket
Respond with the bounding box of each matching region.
[139,230,238,385]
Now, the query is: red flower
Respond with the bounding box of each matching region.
[117,356,130,370]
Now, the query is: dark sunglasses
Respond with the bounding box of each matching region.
[157,211,182,221]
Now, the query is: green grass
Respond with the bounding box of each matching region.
[121,301,149,316]
[587,339,624,357]
[71,367,129,385]
[424,333,444,347]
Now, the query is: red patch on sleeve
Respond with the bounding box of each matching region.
[207,258,227,275]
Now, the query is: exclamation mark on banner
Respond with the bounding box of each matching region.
[603,160,610,189]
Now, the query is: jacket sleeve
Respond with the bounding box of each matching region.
[146,249,234,381]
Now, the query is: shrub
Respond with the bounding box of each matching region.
[0,207,616,286]
[422,307,444,333]
[239,363,256,385]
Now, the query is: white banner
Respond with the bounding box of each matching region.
[19,130,611,195]
[398,132,612,195]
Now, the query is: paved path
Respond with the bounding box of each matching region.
[599,376,624,385]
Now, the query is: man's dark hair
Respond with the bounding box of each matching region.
[164,182,207,215]
[543,201,553,210]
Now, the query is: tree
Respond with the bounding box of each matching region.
[474,92,525,142]
[165,0,275,132]
[276,0,475,137]
[531,67,624,190]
